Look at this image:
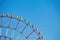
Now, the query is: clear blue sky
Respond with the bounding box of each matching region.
[0,0,60,40]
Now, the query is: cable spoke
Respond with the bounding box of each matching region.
[10,30,15,38]
[26,29,36,39]
[14,21,20,30]
[20,25,27,34]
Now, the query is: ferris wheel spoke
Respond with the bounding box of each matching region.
[26,28,39,39]
[26,30,35,39]
[6,28,9,36]
[10,30,15,38]
[36,37,41,40]
[14,21,20,30]
[7,19,11,28]
[15,36,20,40]
[20,25,27,34]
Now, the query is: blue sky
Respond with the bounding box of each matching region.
[0,0,60,40]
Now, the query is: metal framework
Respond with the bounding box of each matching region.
[0,14,44,40]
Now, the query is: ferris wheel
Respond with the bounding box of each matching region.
[0,13,44,40]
